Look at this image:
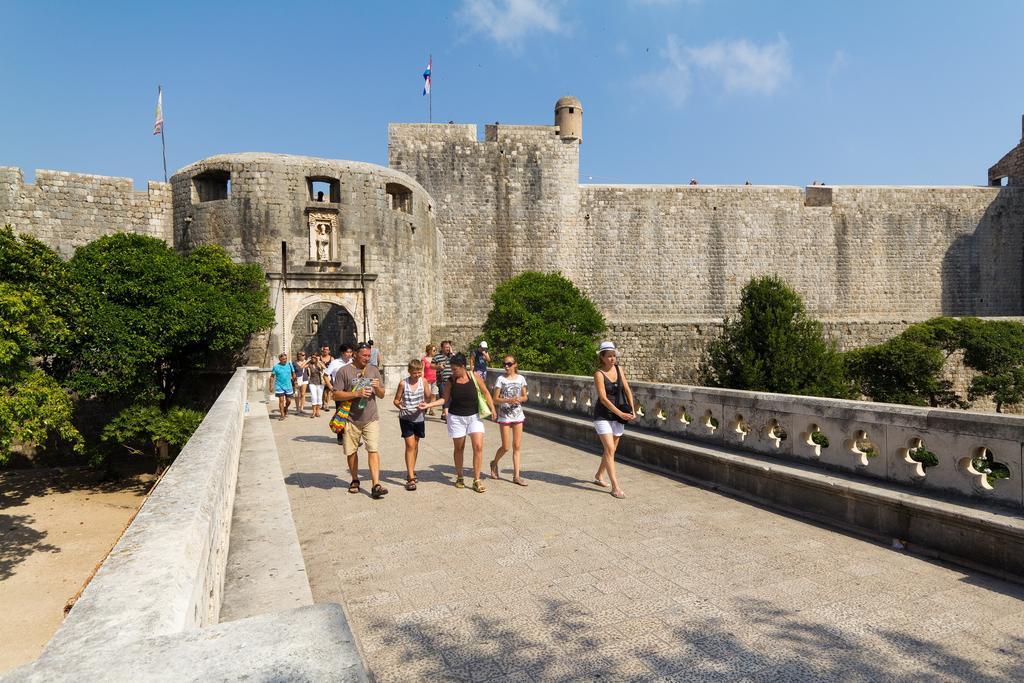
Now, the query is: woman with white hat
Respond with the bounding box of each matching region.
[592,341,635,498]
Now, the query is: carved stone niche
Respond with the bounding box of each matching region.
[307,210,338,261]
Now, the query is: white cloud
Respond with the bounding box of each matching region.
[639,34,792,106]
[459,0,565,47]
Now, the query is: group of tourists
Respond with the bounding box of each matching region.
[269,338,635,500]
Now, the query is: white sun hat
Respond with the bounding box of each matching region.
[597,341,616,354]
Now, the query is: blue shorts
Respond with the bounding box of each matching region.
[275,390,294,397]
[399,419,425,439]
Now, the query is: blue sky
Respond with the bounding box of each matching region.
[4,1,1023,188]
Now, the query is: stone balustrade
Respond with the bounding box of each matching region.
[498,370,1024,510]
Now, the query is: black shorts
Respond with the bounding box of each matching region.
[399,419,425,439]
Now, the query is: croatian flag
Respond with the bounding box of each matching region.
[422,58,431,96]
[153,86,164,136]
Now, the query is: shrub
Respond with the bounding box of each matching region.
[845,336,962,408]
[100,406,205,467]
[699,276,849,398]
[480,272,606,375]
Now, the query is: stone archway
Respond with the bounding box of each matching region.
[291,302,357,357]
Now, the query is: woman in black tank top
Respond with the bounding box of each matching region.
[440,353,496,493]
[593,341,634,499]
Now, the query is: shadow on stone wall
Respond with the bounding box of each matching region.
[942,188,1024,316]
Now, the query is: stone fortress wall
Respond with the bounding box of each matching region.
[170,154,444,373]
[389,102,1024,382]
[0,167,172,259]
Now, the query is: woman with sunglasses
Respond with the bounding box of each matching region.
[593,341,634,499]
[434,353,497,492]
[490,355,529,485]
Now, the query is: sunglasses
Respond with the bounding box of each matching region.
[503,361,515,367]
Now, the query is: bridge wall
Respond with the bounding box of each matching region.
[508,370,1024,509]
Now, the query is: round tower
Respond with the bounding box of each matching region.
[555,95,583,144]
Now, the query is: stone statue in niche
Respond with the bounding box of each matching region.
[307,211,337,261]
[310,313,319,334]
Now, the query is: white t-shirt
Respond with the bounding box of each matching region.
[495,375,527,424]
[325,357,351,380]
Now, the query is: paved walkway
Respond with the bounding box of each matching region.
[272,404,1024,682]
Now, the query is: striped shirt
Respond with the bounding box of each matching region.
[398,377,426,423]
[432,352,453,382]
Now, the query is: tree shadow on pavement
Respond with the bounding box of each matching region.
[355,592,1022,682]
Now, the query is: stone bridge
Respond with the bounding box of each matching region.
[6,369,1024,681]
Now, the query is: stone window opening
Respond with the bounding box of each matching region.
[386,182,413,214]
[308,177,340,203]
[193,170,230,202]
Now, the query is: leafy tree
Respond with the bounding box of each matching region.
[0,225,82,462]
[845,336,962,407]
[699,276,849,397]
[60,234,274,410]
[100,406,205,467]
[961,319,1024,412]
[480,271,606,375]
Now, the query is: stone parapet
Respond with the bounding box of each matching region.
[499,370,1024,510]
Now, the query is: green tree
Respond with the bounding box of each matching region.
[480,271,606,375]
[961,319,1024,412]
[699,276,849,397]
[0,225,82,462]
[845,336,962,407]
[60,234,275,410]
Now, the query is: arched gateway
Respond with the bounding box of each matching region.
[290,302,357,357]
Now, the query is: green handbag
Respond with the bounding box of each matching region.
[473,373,492,419]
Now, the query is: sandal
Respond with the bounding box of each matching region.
[454,477,466,489]
[489,460,501,479]
[512,477,528,487]
[405,477,418,491]
[472,479,487,493]
[348,479,360,494]
[611,490,626,499]
[593,478,611,488]
[371,483,389,499]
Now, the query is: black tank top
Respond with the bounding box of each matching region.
[594,368,623,421]
[449,376,479,416]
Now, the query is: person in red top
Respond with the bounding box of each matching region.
[422,343,438,416]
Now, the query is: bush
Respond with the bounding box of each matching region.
[845,336,962,408]
[480,272,606,375]
[100,406,205,467]
[699,276,849,397]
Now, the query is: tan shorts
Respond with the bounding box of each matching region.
[343,419,380,455]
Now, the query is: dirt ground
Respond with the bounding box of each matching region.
[0,465,154,673]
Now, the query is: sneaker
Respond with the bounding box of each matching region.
[454,477,465,489]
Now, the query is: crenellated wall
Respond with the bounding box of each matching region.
[393,119,1024,383]
[0,167,171,258]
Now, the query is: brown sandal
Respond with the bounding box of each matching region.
[348,479,360,494]
[405,478,418,491]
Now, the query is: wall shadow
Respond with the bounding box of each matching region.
[942,188,1024,315]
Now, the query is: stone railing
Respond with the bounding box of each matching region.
[501,370,1024,510]
[6,367,367,681]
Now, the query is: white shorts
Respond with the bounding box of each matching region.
[308,384,324,405]
[594,419,625,437]
[297,379,309,387]
[447,413,485,439]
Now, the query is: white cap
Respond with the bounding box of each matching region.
[597,341,616,354]
[480,341,488,348]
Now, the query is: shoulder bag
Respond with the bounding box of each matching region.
[473,373,492,419]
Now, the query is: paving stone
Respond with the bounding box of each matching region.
[273,409,1024,681]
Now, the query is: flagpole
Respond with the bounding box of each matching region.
[428,54,432,123]
[158,85,168,182]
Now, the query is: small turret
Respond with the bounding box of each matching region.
[555,95,582,144]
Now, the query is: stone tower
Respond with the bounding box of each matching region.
[555,96,583,144]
